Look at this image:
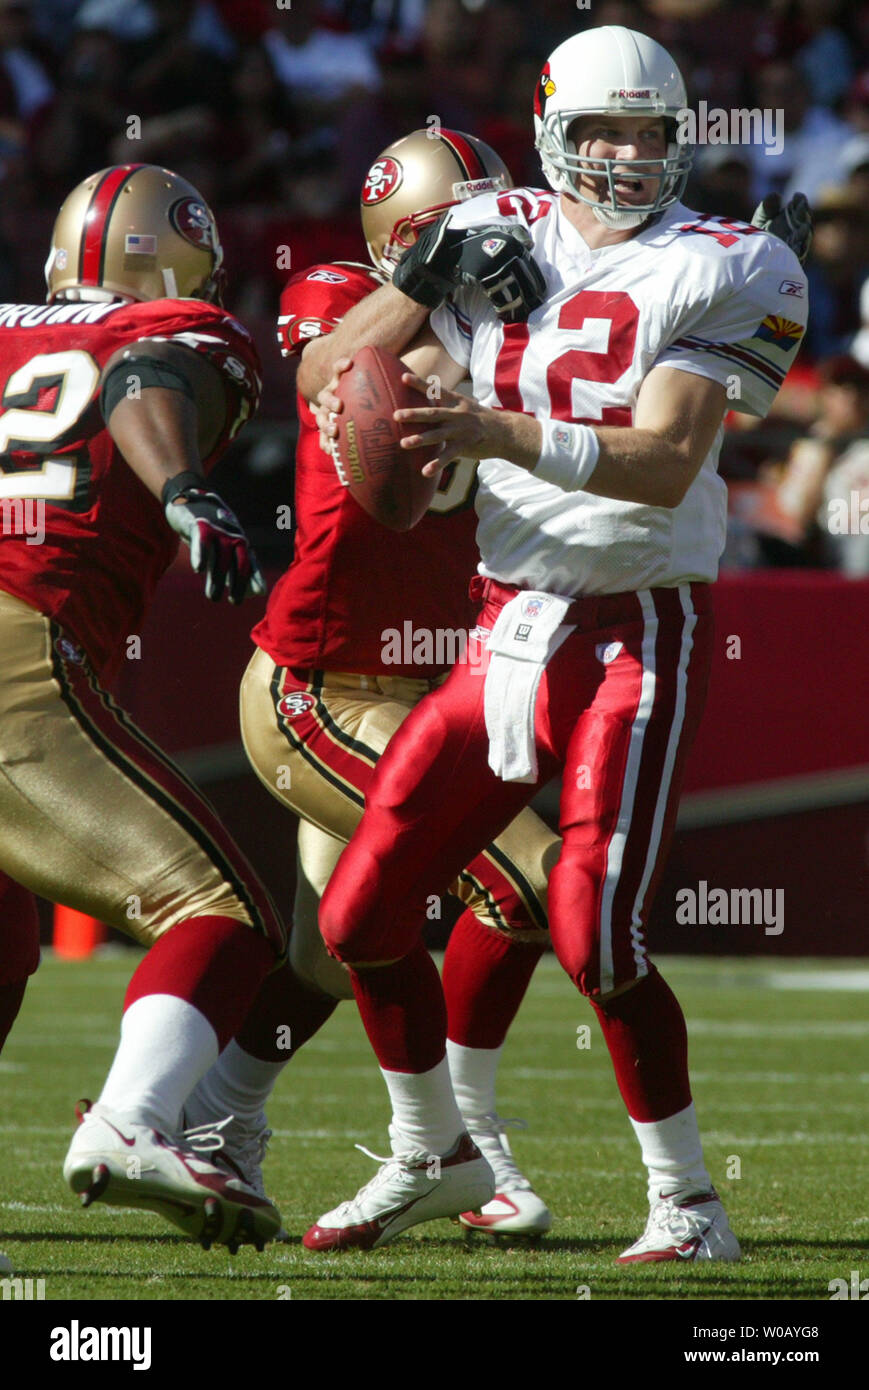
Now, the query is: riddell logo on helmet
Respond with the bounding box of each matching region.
[615,89,652,99]
[453,176,505,201]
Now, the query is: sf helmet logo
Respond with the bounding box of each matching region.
[362,158,403,205]
[170,197,215,250]
[277,692,315,718]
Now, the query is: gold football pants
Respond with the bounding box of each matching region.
[0,592,284,952]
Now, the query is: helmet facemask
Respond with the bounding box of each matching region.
[537,111,692,229]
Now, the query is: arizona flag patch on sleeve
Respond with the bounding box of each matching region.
[751,315,805,353]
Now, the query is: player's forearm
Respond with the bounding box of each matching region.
[297,284,429,402]
[582,428,699,508]
[471,413,696,508]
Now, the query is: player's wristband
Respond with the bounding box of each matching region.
[534,419,600,492]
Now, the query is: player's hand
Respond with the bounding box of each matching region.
[313,357,352,458]
[162,472,266,603]
[456,224,546,323]
[752,191,813,265]
[395,372,492,475]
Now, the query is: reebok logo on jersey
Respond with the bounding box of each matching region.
[307,270,349,284]
[778,279,805,298]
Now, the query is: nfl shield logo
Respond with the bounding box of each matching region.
[521,595,549,620]
[481,238,505,257]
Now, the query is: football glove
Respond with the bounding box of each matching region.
[162,471,266,604]
[455,224,546,324]
[751,191,813,265]
[391,216,469,309]
[392,217,546,322]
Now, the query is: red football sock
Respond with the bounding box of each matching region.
[350,940,446,1073]
[124,915,275,1051]
[443,909,544,1049]
[589,967,692,1122]
[237,958,338,1062]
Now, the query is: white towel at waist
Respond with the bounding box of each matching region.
[483,589,576,782]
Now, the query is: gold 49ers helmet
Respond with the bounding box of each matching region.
[361,129,512,275]
[45,164,225,304]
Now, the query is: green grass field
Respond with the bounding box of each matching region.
[1,953,866,1302]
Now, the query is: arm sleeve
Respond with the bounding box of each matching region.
[277,265,380,358]
[655,238,809,418]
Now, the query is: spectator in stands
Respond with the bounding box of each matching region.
[806,187,869,359]
[745,356,869,573]
[687,146,755,222]
[744,59,852,203]
[793,0,855,107]
[32,28,124,198]
[842,69,869,135]
[0,0,53,129]
[122,0,233,117]
[217,41,294,208]
[849,277,869,369]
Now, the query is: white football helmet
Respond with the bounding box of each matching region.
[533,26,692,229]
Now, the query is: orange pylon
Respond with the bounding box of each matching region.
[53,904,105,959]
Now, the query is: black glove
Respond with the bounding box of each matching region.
[751,191,813,265]
[455,223,546,324]
[391,216,468,309]
[162,471,266,603]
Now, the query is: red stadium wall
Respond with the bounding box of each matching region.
[113,566,869,956]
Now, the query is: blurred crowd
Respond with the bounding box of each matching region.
[1,0,867,572]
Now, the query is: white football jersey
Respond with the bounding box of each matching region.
[431,188,808,595]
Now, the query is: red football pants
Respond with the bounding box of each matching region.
[320,581,712,996]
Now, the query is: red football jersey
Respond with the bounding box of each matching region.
[0,297,260,680]
[254,262,480,678]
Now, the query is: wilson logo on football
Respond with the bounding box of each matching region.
[169,197,215,250]
[277,692,315,718]
[362,157,403,205]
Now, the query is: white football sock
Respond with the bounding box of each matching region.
[380,1056,464,1155]
[629,1102,712,1205]
[186,1039,287,1127]
[98,994,219,1134]
[446,1039,502,1123]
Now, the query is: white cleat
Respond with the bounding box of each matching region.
[180,1109,289,1241]
[458,1115,551,1237]
[303,1126,495,1251]
[63,1101,283,1252]
[617,1189,742,1264]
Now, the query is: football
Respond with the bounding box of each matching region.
[332,345,439,531]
